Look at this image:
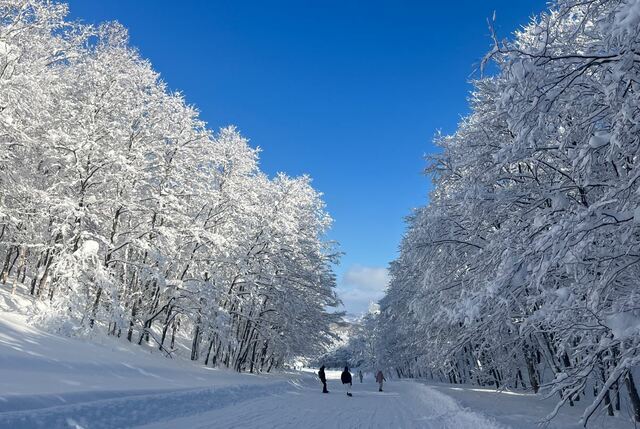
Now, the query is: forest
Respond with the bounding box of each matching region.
[0,0,342,374]
[372,0,640,425]
[3,0,640,426]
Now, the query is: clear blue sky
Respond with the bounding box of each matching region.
[67,1,546,316]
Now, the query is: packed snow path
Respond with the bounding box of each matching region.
[136,372,504,429]
[0,373,505,429]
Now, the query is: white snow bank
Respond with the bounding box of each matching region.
[0,286,296,428]
[427,382,631,429]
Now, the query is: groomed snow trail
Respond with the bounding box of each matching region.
[136,372,507,429]
[0,299,507,429]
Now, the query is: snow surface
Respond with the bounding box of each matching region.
[429,383,631,429]
[137,372,507,429]
[0,287,633,428]
[0,300,504,429]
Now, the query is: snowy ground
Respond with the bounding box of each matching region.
[428,383,632,429]
[0,288,634,428]
[137,370,505,429]
[0,302,502,429]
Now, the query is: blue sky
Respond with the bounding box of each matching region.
[67,1,546,316]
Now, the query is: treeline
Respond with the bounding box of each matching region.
[0,0,341,372]
[314,310,378,370]
[377,0,640,425]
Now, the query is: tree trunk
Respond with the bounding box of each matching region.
[38,250,55,299]
[526,355,540,393]
[204,335,215,366]
[30,252,45,295]
[249,339,259,373]
[170,319,178,350]
[1,246,15,284]
[11,246,26,295]
[127,299,139,342]
[159,306,174,351]
[626,372,640,422]
[89,287,103,327]
[190,323,201,361]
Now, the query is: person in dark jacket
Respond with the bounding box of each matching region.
[318,365,328,393]
[341,366,353,397]
[376,370,386,392]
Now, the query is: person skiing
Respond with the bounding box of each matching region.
[358,370,363,383]
[376,370,386,392]
[341,366,353,397]
[318,365,328,393]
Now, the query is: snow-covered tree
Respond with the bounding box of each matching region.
[378,0,640,425]
[0,0,340,372]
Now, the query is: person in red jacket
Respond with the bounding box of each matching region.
[341,366,353,397]
[376,370,386,392]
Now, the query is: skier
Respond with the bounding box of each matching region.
[358,370,363,383]
[376,370,386,392]
[318,365,328,393]
[341,366,353,397]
